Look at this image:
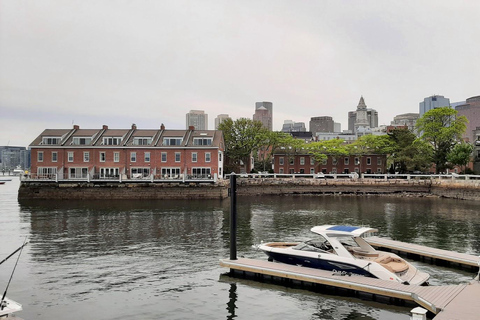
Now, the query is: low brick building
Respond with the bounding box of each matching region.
[29,124,225,180]
[273,152,387,174]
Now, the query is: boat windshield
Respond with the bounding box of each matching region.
[293,239,334,253]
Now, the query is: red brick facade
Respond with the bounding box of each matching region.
[29,124,225,180]
[273,153,387,174]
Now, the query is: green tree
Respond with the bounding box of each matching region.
[388,128,433,173]
[416,107,468,173]
[254,131,293,172]
[218,118,269,173]
[447,142,474,173]
[307,139,348,172]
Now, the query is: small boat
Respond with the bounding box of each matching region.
[0,182,5,185]
[0,240,28,317]
[257,225,430,285]
[0,297,22,317]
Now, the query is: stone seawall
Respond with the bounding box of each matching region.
[236,178,432,197]
[18,181,230,200]
[18,178,480,201]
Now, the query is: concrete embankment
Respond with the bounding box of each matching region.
[18,181,230,200]
[18,178,480,200]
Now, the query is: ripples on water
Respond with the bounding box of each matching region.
[1,179,479,319]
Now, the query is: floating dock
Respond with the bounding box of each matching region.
[366,236,480,270]
[220,239,480,319]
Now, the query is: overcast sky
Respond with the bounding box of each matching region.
[1,0,479,147]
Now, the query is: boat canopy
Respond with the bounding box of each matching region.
[311,225,378,237]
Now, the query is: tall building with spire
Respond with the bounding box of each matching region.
[354,96,369,132]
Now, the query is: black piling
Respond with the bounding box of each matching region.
[229,174,237,260]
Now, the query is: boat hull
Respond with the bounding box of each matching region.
[265,251,376,278]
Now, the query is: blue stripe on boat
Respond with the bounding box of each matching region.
[327,225,360,232]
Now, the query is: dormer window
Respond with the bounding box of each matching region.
[193,137,212,146]
[133,137,152,145]
[163,137,183,146]
[42,137,61,145]
[103,137,122,145]
[72,137,92,145]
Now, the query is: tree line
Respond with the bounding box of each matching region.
[218,107,472,174]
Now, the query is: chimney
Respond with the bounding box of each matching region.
[73,125,79,130]
[189,125,195,131]
[102,125,108,130]
[132,123,137,130]
[160,123,165,130]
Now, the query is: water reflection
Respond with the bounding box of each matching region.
[10,191,480,320]
[226,283,237,320]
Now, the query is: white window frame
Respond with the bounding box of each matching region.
[68,152,74,162]
[133,137,152,146]
[38,151,44,162]
[131,167,150,178]
[84,152,90,162]
[163,137,183,146]
[205,152,211,162]
[161,152,167,162]
[100,167,119,178]
[52,152,58,162]
[114,152,120,163]
[100,152,106,162]
[103,137,122,145]
[279,157,284,165]
[300,157,305,165]
[37,167,57,178]
[192,152,198,162]
[69,167,88,179]
[72,137,92,145]
[175,152,181,162]
[344,157,349,165]
[367,157,371,165]
[145,152,151,162]
[130,152,136,162]
[193,137,213,146]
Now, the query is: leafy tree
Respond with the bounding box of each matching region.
[254,131,293,172]
[447,142,474,173]
[308,139,347,162]
[416,107,468,173]
[218,118,269,173]
[388,128,432,173]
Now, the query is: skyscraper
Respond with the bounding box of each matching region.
[253,106,272,130]
[310,116,334,134]
[419,95,450,116]
[215,114,230,129]
[255,102,273,131]
[186,110,208,130]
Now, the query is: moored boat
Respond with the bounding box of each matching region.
[257,225,430,285]
[0,297,22,317]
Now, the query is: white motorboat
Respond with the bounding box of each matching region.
[257,225,430,285]
[0,240,28,317]
[0,297,22,317]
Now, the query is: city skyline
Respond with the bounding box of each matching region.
[1,1,479,147]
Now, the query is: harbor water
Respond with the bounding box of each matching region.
[1,178,479,320]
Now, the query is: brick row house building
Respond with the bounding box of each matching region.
[29,124,225,181]
[273,151,387,175]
